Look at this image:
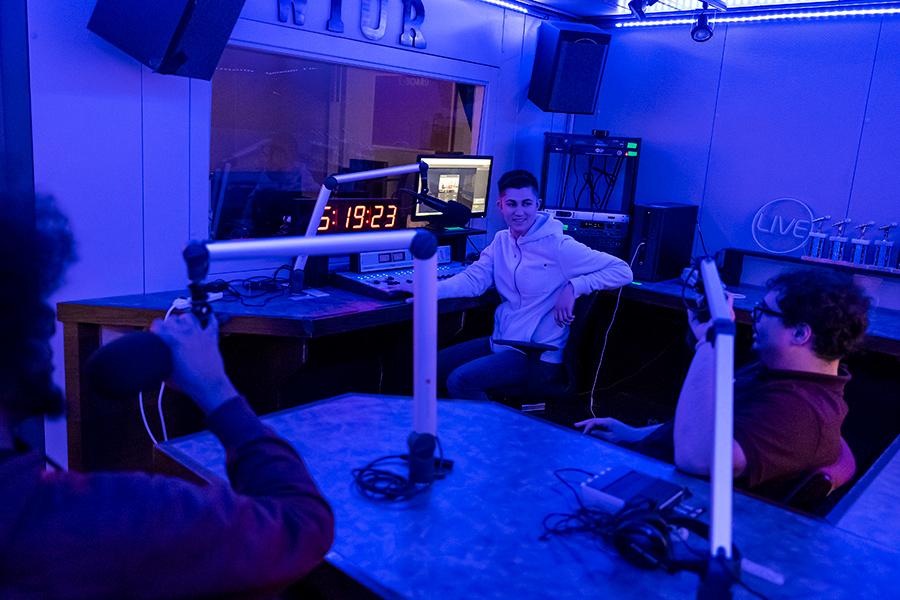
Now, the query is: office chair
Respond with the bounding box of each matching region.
[489,291,601,417]
[781,437,856,512]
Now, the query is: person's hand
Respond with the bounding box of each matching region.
[575,417,648,444]
[151,313,238,414]
[554,283,576,327]
[687,291,735,344]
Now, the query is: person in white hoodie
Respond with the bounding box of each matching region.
[432,169,633,400]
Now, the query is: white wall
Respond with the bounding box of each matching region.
[28,0,559,467]
[577,18,900,257]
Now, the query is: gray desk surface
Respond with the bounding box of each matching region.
[830,432,900,549]
[160,394,899,599]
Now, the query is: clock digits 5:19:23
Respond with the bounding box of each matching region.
[317,200,400,233]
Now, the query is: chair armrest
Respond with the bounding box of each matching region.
[493,339,558,359]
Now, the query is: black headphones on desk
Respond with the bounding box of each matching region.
[610,505,740,573]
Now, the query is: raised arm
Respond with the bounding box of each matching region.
[18,397,334,598]
[673,304,747,478]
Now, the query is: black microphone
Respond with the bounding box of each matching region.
[86,332,173,398]
[403,189,472,227]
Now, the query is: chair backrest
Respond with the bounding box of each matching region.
[560,291,602,393]
[782,437,856,511]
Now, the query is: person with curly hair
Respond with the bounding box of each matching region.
[0,194,334,598]
[578,269,870,497]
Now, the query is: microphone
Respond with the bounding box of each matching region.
[86,332,173,398]
[402,189,472,227]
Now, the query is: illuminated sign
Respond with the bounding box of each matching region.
[278,0,426,48]
[751,197,813,254]
[317,199,401,233]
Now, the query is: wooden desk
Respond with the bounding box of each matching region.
[58,287,491,472]
[158,394,900,599]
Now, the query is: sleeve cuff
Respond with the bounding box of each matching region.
[206,396,270,450]
[570,278,589,297]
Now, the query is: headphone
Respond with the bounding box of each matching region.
[610,505,740,573]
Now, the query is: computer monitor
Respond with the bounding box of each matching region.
[413,155,492,221]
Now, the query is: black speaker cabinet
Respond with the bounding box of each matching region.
[88,0,246,80]
[629,203,699,282]
[528,21,611,115]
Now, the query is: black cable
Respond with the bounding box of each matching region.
[352,437,451,502]
[585,155,597,210]
[466,236,481,261]
[681,264,699,314]
[352,454,424,501]
[217,262,296,307]
[542,472,766,595]
[576,156,593,206]
[563,150,575,207]
[237,289,287,307]
[572,154,582,208]
[600,157,624,210]
[557,152,570,208]
[554,468,598,509]
[272,263,293,284]
[541,473,664,542]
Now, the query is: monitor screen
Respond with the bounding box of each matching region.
[414,155,492,220]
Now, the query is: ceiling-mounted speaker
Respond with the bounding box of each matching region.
[88,0,247,80]
[528,21,611,115]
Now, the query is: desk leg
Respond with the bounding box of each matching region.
[65,323,155,472]
[64,322,101,472]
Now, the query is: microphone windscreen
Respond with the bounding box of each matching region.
[86,332,173,398]
[441,200,472,226]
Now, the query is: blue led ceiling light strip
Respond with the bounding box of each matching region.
[616,5,900,26]
[611,0,842,17]
[478,0,531,14]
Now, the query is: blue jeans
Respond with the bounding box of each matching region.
[438,336,563,400]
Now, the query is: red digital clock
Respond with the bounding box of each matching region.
[317,199,402,234]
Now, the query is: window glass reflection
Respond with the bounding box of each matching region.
[209,47,484,240]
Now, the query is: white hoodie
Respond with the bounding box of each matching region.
[438,212,633,363]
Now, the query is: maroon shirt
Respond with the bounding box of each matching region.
[633,363,849,496]
[0,397,334,599]
[732,362,849,490]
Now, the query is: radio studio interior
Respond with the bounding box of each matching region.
[3,0,900,598]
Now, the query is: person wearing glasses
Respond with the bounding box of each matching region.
[577,269,870,497]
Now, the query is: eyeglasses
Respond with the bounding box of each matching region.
[751,302,785,322]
